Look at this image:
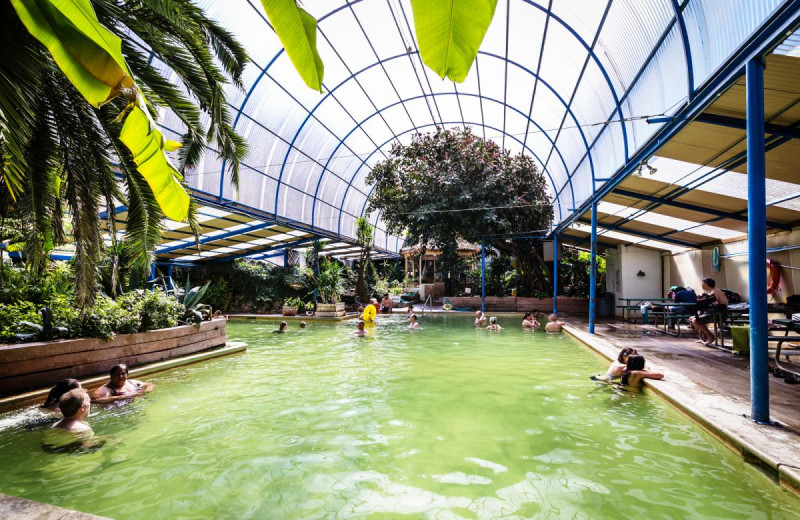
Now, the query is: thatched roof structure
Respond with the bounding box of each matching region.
[400,238,481,257]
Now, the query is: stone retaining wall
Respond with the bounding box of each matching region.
[0,318,227,396]
[446,296,589,314]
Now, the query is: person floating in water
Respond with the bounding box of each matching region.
[522,312,539,329]
[591,347,638,382]
[474,311,487,327]
[42,389,102,453]
[42,378,82,411]
[620,355,664,388]
[487,317,502,331]
[300,321,307,329]
[353,319,367,336]
[273,321,288,334]
[409,314,420,329]
[92,364,154,402]
[545,313,564,333]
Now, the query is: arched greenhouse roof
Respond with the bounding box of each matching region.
[138,0,800,263]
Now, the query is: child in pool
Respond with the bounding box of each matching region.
[620,355,664,388]
[591,347,638,382]
[522,312,539,329]
[409,314,420,329]
[353,320,367,336]
[42,389,102,453]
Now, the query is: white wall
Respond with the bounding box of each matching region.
[605,245,663,316]
[665,227,800,303]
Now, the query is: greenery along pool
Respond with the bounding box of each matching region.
[0,315,798,519]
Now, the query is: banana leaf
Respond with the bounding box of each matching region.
[411,0,498,82]
[260,0,324,92]
[119,105,190,222]
[11,0,135,107]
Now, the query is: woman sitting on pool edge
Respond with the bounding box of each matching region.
[620,355,664,388]
[92,364,155,403]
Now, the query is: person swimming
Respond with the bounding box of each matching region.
[42,389,100,453]
[353,320,367,336]
[487,317,502,331]
[273,321,288,333]
[300,321,307,329]
[409,314,420,329]
[92,364,154,402]
[620,355,664,388]
[591,347,638,382]
[42,378,82,411]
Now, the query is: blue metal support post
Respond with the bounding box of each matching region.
[150,264,156,281]
[167,265,173,290]
[589,204,598,334]
[747,59,769,423]
[481,237,486,314]
[552,233,558,315]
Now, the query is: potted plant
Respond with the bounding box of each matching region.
[315,260,346,316]
[282,296,302,317]
[305,301,315,316]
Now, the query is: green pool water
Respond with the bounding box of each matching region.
[0,315,797,519]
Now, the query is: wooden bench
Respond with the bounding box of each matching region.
[650,310,695,337]
[768,335,800,382]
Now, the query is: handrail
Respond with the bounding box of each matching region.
[421,294,432,316]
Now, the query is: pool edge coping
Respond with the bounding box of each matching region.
[0,342,247,414]
[563,324,800,498]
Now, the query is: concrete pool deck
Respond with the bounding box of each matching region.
[563,318,800,496]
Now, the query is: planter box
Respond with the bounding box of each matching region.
[282,306,298,317]
[315,302,346,317]
[446,296,589,314]
[0,318,227,396]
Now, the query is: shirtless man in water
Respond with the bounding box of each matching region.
[92,364,154,402]
[545,313,564,333]
[474,311,487,327]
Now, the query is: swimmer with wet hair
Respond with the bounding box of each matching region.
[92,364,154,402]
[353,320,367,336]
[522,312,539,329]
[273,321,288,333]
[620,355,664,388]
[591,347,638,382]
[487,317,502,331]
[42,378,82,411]
[409,314,420,329]
[300,321,307,329]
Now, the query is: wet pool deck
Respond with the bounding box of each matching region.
[563,317,800,495]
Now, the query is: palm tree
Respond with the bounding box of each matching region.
[0,0,248,309]
[355,216,374,301]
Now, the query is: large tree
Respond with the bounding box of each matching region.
[0,0,248,308]
[366,127,554,296]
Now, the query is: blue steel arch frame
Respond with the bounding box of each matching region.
[224,0,631,234]
[330,91,575,238]
[304,49,602,234]
[348,119,566,242]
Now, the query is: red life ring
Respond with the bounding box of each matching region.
[767,259,781,295]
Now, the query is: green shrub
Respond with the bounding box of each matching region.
[48,294,81,333]
[136,289,183,331]
[204,280,231,311]
[0,301,40,342]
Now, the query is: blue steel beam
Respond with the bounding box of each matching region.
[481,237,486,314]
[523,0,551,152]
[575,218,697,249]
[613,188,791,231]
[542,0,612,186]
[670,0,695,102]
[334,92,574,236]
[212,237,318,263]
[556,232,618,250]
[589,204,597,334]
[695,113,800,139]
[156,221,279,255]
[747,59,769,423]
[554,0,800,236]
[552,232,558,315]
[307,50,594,233]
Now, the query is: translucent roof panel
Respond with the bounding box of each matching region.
[176,0,789,251]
